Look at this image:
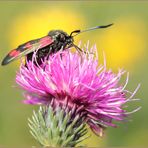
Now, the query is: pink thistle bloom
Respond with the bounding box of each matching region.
[16,44,140,136]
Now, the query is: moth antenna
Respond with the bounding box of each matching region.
[71,23,113,37]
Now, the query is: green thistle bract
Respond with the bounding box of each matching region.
[28,101,87,147]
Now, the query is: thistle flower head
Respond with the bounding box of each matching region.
[16,43,140,136]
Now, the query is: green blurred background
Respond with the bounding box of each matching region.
[0,1,147,147]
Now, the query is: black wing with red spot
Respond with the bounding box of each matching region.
[1,36,54,65]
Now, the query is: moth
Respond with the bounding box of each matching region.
[1,24,113,66]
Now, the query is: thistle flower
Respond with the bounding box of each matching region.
[16,43,140,137]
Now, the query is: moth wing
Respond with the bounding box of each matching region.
[1,36,53,65]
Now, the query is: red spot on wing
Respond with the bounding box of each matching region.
[25,42,32,48]
[8,36,53,59]
[40,36,53,48]
[9,49,21,57]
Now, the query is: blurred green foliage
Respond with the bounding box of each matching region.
[0,1,148,147]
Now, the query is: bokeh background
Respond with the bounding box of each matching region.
[0,1,147,147]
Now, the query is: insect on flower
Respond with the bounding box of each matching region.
[1,24,113,66]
